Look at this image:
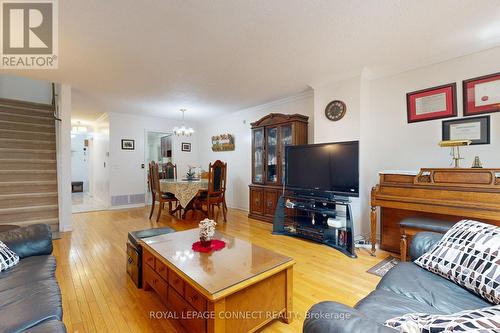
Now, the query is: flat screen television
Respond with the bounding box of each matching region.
[285,141,359,197]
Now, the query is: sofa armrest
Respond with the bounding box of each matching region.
[0,224,53,258]
[303,302,396,333]
[409,231,443,261]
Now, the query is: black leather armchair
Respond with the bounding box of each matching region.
[303,232,492,333]
[0,223,53,258]
[0,224,66,333]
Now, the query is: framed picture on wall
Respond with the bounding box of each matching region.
[406,83,457,123]
[181,142,191,152]
[121,139,135,150]
[463,72,500,116]
[442,115,490,145]
[211,134,235,151]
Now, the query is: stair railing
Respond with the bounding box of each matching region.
[51,83,62,122]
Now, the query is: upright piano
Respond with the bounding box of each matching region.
[370,168,500,254]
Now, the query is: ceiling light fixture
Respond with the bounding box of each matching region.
[71,121,88,134]
[173,109,194,136]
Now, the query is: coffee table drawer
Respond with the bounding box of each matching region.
[144,265,168,302]
[169,289,206,333]
[143,249,155,269]
[168,269,184,295]
[155,259,168,281]
[126,242,140,287]
[185,284,206,312]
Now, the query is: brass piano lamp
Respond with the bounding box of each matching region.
[439,140,472,168]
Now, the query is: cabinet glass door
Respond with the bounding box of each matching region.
[266,127,278,183]
[280,124,292,183]
[253,128,264,183]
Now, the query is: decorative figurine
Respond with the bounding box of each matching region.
[199,218,217,247]
[471,156,483,168]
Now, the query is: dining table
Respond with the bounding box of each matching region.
[159,178,208,219]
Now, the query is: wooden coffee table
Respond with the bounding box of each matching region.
[140,229,295,333]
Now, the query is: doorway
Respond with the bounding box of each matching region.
[71,123,108,213]
[145,131,173,204]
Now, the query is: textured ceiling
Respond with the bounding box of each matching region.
[2,0,500,121]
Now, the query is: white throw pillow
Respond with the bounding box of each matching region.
[0,240,19,272]
[384,305,500,332]
[415,219,499,304]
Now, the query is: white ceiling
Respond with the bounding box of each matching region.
[3,0,500,121]
[70,89,105,123]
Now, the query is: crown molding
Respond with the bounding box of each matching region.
[236,89,313,115]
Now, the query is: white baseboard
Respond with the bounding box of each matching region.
[228,205,248,213]
[91,195,109,208]
[109,203,145,210]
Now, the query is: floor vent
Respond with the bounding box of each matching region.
[111,194,145,206]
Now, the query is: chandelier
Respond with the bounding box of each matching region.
[173,109,194,136]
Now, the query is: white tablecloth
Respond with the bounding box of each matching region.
[160,179,208,207]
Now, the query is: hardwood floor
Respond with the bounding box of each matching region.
[54,207,389,332]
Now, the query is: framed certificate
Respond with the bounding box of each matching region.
[406,83,457,123]
[463,72,500,116]
[442,115,490,145]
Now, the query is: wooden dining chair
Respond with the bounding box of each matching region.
[195,160,227,222]
[161,162,177,180]
[150,161,180,221]
[147,162,156,219]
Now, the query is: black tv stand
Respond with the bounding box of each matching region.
[292,190,352,202]
[272,192,357,258]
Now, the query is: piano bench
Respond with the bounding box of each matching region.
[400,217,456,261]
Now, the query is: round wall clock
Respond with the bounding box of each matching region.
[325,100,347,121]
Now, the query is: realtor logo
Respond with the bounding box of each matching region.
[1,0,58,69]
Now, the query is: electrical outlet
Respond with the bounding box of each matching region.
[355,243,374,249]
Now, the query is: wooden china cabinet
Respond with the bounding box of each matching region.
[248,113,308,222]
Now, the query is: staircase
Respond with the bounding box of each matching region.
[0,98,59,231]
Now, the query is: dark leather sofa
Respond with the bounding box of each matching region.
[303,232,493,333]
[0,224,66,333]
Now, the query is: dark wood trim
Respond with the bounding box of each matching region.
[249,113,308,223]
[371,168,500,254]
[251,113,308,128]
[251,128,265,184]
[463,72,500,116]
[248,184,285,223]
[265,125,279,185]
[406,82,457,123]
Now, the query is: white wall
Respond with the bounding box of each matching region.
[314,76,361,143]
[361,46,500,238]
[108,112,199,208]
[313,46,500,239]
[0,75,52,104]
[313,76,363,238]
[56,85,73,231]
[91,114,110,206]
[197,91,314,210]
